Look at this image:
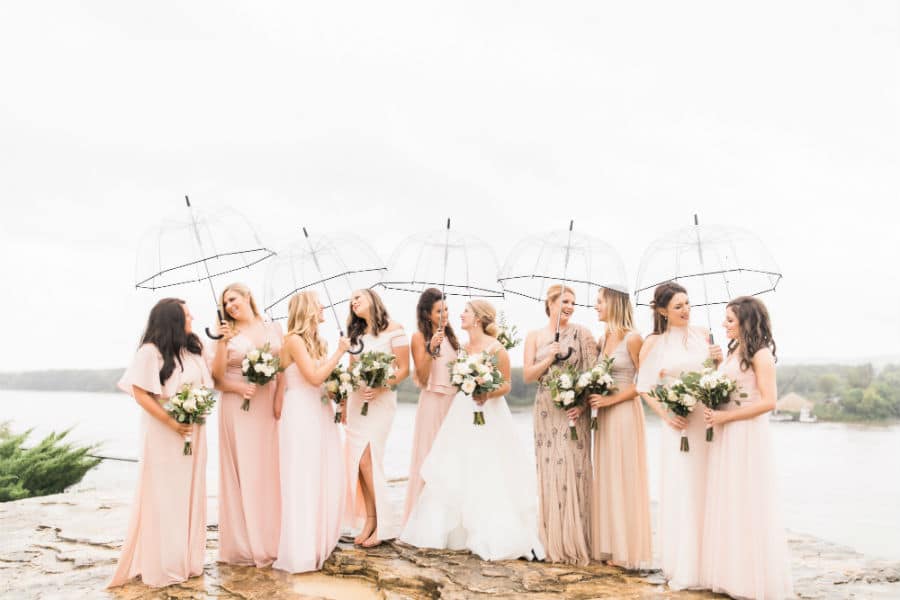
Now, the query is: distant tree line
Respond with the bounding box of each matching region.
[3,364,898,421]
[777,364,900,421]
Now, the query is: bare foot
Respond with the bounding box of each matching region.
[361,531,382,548]
[354,517,376,545]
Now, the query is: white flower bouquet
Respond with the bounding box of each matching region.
[447,350,504,425]
[649,377,698,452]
[351,350,397,416]
[575,356,618,431]
[496,312,522,351]
[683,361,745,441]
[546,363,583,441]
[240,342,282,411]
[164,383,216,455]
[323,364,355,423]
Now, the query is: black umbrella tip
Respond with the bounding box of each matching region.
[446,218,451,229]
[185,195,191,207]
[569,220,574,230]
[694,214,699,225]
[302,227,309,237]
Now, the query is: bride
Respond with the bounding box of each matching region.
[400,300,545,562]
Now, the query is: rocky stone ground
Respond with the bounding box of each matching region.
[2,488,898,599]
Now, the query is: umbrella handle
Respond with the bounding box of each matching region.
[554,347,574,363]
[552,330,574,363]
[206,309,225,340]
[348,339,365,355]
[427,338,442,358]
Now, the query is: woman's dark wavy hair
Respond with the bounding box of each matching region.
[347,289,391,346]
[416,288,459,351]
[726,296,777,371]
[139,298,203,385]
[649,281,688,335]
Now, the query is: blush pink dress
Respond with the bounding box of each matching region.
[108,344,212,589]
[590,333,652,569]
[636,324,710,590]
[273,361,345,573]
[216,321,282,567]
[700,351,793,599]
[402,337,457,524]
[343,328,409,541]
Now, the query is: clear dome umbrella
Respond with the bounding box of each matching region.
[498,221,628,362]
[262,227,386,354]
[380,219,503,356]
[633,215,782,342]
[134,196,276,339]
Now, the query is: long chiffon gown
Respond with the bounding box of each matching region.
[108,344,212,588]
[401,341,545,561]
[590,333,652,569]
[636,324,710,590]
[344,328,408,541]
[402,337,457,524]
[700,351,793,599]
[216,321,282,567]
[532,324,598,565]
[273,362,345,573]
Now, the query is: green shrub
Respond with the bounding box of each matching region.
[0,423,101,502]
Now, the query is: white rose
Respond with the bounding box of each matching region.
[248,350,260,362]
[699,374,717,389]
[452,374,463,385]
[182,398,197,412]
[682,394,697,408]
[461,379,477,395]
[559,374,573,389]
[339,372,352,382]
[326,380,338,393]
[577,373,591,389]
[241,358,251,371]
[340,383,354,396]
[261,352,272,363]
[602,374,614,386]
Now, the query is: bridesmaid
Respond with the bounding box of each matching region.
[343,289,410,547]
[700,297,793,599]
[523,284,598,565]
[588,286,652,570]
[108,298,211,588]
[402,288,460,524]
[273,291,350,573]
[635,281,721,590]
[211,283,282,567]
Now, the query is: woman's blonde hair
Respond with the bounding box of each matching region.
[287,291,327,360]
[544,284,576,317]
[599,287,634,338]
[467,300,499,337]
[219,282,260,325]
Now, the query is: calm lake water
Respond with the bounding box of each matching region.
[3,389,898,561]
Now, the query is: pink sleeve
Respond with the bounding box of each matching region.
[118,344,163,396]
[635,337,664,394]
[390,330,410,348]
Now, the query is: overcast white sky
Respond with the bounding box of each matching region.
[1,1,898,370]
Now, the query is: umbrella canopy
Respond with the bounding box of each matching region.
[633,218,782,308]
[135,197,274,292]
[262,229,386,323]
[380,220,504,298]
[498,224,629,308]
[134,196,276,338]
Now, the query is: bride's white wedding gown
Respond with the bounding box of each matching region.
[400,389,545,561]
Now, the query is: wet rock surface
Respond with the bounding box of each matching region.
[1,489,898,599]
